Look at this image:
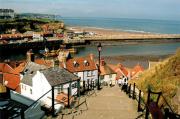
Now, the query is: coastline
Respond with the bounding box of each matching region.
[67,26,180,43]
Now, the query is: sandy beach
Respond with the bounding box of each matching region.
[67,26,180,41]
[94,54,172,69]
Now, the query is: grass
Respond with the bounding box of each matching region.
[129,49,180,113]
[0,18,64,33]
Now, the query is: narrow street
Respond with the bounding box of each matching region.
[58,85,139,119]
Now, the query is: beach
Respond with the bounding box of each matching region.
[68,26,180,41]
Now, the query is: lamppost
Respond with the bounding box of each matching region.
[97,43,102,90]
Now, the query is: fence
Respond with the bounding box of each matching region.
[122,83,180,119]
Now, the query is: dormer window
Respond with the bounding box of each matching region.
[84,60,89,66]
[30,71,34,74]
[73,61,79,67]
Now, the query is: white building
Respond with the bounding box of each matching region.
[109,63,129,85]
[20,62,80,112]
[60,54,98,86]
[0,9,15,19]
[99,59,117,86]
[33,33,44,41]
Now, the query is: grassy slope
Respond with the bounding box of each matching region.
[0,18,62,33]
[129,49,180,112]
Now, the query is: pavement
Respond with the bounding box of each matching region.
[54,85,140,119]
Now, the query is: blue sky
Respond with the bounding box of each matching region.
[0,0,180,20]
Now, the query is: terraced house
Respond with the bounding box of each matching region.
[60,54,98,86]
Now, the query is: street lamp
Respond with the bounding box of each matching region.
[97,43,102,90]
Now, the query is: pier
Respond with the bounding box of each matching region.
[84,34,180,41]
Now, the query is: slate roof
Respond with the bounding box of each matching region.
[21,62,47,86]
[41,67,79,86]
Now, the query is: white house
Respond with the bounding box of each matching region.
[99,59,117,86]
[20,62,80,112]
[109,63,129,85]
[60,54,98,86]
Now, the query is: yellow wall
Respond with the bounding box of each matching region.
[0,84,6,93]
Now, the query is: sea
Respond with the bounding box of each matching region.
[61,17,180,34]
[1,17,180,62]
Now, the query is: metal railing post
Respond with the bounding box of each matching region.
[133,83,136,99]
[138,90,141,112]
[129,84,131,98]
[145,89,151,119]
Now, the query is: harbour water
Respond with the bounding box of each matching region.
[76,42,180,57]
[62,17,180,34]
[1,42,180,62]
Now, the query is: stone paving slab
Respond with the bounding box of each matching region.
[56,85,139,119]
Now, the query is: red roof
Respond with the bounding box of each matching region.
[64,56,97,72]
[0,63,20,90]
[0,63,13,73]
[13,59,53,74]
[99,59,116,75]
[35,59,54,68]
[131,64,144,78]
[14,62,26,74]
[3,73,20,90]
[109,63,129,80]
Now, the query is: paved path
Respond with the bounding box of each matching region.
[57,85,139,119]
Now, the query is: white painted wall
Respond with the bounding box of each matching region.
[102,74,116,85]
[74,70,98,86]
[21,83,33,99]
[21,71,78,101]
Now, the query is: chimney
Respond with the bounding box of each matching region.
[62,58,66,69]
[89,53,94,60]
[100,58,105,66]
[26,49,35,62]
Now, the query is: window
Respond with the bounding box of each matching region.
[72,82,77,89]
[87,71,92,77]
[30,89,32,94]
[100,75,104,79]
[21,84,23,89]
[109,74,112,78]
[84,60,89,66]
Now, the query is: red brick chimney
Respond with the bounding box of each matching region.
[100,58,105,66]
[89,53,94,60]
[26,49,35,62]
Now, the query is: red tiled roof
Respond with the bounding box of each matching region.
[14,62,26,74]
[56,92,74,106]
[0,63,18,74]
[131,64,144,77]
[99,59,116,75]
[109,63,128,80]
[0,63,20,90]
[65,56,97,72]
[35,59,54,68]
[3,73,20,90]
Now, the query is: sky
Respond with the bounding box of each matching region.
[0,0,180,20]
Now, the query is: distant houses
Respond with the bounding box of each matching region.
[0,9,15,19]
